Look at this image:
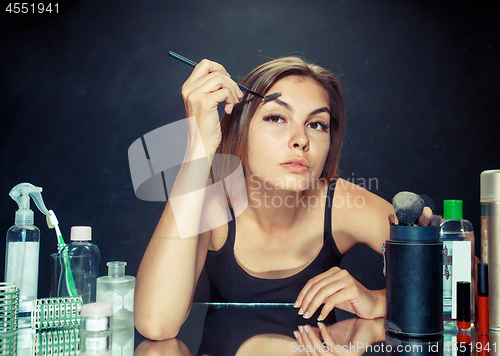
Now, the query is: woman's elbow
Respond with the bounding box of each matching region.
[134,288,191,340]
[134,315,181,341]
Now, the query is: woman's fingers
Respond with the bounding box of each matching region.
[183,59,243,106]
[180,59,244,150]
[303,281,342,319]
[318,288,355,320]
[296,267,341,308]
[184,59,230,85]
[296,267,383,320]
[297,268,349,319]
[183,71,242,111]
[201,75,241,114]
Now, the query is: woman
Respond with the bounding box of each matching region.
[135,56,396,340]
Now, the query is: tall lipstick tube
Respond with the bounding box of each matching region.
[481,170,500,331]
[478,262,489,334]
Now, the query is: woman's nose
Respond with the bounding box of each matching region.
[288,124,309,151]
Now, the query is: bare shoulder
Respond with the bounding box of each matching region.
[332,178,394,254]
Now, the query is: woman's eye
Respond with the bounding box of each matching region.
[263,115,285,123]
[308,121,329,132]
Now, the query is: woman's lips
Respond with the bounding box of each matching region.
[280,163,310,173]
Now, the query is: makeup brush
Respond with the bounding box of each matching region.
[392,191,425,225]
[419,194,435,212]
[168,51,282,101]
[417,194,439,226]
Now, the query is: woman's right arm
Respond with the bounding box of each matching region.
[134,60,243,340]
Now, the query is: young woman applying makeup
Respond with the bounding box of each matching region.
[134,57,423,341]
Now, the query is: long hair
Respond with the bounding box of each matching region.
[215,57,346,186]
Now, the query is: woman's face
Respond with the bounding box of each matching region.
[246,76,331,192]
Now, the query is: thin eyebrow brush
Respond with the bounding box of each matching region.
[168,51,281,101]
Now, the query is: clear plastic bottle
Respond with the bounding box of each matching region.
[5,183,44,328]
[5,225,39,323]
[65,226,101,303]
[440,200,475,326]
[96,261,135,328]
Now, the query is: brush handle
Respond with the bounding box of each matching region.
[236,84,264,98]
[168,51,264,98]
[54,224,78,297]
[61,249,79,297]
[168,51,198,67]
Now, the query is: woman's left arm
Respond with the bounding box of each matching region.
[295,180,393,320]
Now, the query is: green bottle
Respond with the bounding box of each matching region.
[439,200,475,326]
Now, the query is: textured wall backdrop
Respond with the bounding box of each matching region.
[1,0,498,300]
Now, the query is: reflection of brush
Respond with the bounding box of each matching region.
[168,51,282,101]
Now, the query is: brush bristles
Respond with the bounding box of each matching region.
[392,191,425,225]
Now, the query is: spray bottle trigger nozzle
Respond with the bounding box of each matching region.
[29,190,49,216]
[10,183,48,225]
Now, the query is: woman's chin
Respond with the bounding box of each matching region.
[248,174,325,192]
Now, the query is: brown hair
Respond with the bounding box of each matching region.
[215,56,346,184]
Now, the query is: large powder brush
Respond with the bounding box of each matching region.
[392,191,425,225]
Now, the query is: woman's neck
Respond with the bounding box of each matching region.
[243,178,325,234]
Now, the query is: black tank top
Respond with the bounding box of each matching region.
[205,183,343,303]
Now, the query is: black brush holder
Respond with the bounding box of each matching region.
[385,225,443,337]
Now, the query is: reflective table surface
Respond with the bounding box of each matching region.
[134,303,498,356]
[0,304,496,355]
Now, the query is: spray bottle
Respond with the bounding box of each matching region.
[3,182,73,328]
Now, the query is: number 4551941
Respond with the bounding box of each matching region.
[5,3,59,14]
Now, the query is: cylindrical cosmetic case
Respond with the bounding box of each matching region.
[385,225,443,337]
[482,170,500,330]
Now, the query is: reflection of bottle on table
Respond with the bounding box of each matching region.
[112,324,135,356]
[97,261,136,328]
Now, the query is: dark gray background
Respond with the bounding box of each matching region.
[1,0,498,301]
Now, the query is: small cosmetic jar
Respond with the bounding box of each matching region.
[81,302,113,333]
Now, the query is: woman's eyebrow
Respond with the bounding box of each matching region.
[263,98,331,117]
[309,107,331,117]
[263,98,294,113]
